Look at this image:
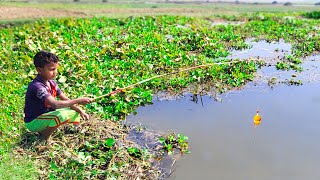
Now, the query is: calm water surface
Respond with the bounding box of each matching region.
[128,82,320,180]
[127,41,320,180]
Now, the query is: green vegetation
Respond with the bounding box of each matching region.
[276,55,303,71]
[0,153,38,180]
[0,11,319,178]
[303,11,320,19]
[159,133,190,155]
[49,137,117,179]
[48,136,151,179]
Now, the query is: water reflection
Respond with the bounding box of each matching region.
[190,93,204,106]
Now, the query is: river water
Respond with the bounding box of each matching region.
[127,40,320,180]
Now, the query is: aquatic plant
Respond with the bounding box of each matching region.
[159,133,190,155]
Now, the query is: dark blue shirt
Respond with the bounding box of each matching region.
[24,75,62,123]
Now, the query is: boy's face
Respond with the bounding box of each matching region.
[37,62,58,81]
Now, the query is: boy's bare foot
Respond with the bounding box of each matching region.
[39,131,50,141]
[38,126,58,143]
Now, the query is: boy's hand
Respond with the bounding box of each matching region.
[80,111,90,120]
[77,97,93,105]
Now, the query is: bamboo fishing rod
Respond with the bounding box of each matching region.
[92,59,253,102]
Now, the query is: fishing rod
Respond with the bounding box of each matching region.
[92,59,254,102]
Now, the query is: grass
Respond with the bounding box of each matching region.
[0,153,38,180]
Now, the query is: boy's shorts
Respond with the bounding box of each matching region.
[25,108,80,132]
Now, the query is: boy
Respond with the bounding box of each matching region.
[24,51,93,140]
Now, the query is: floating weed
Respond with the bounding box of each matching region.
[286,55,302,64]
[268,77,278,88]
[159,133,190,155]
[285,78,303,86]
[134,123,146,133]
[276,62,291,70]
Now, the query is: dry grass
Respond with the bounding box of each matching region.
[13,115,163,179]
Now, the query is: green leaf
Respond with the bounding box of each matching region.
[104,138,115,148]
[127,147,142,158]
[158,137,165,144]
[50,162,59,171]
[49,173,57,180]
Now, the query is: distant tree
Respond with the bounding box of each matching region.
[315,2,320,5]
[235,0,240,4]
[253,2,258,5]
[73,0,80,2]
[284,2,292,6]
[272,1,277,4]
[102,0,107,2]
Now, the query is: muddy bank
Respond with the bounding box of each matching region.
[0,7,86,20]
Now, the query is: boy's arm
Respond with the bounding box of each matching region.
[45,94,91,110]
[57,92,85,113]
[57,92,91,120]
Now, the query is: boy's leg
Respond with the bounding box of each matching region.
[39,126,59,140]
[25,108,81,139]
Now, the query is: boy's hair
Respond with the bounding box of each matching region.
[34,51,59,68]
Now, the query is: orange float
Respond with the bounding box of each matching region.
[253,110,261,127]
